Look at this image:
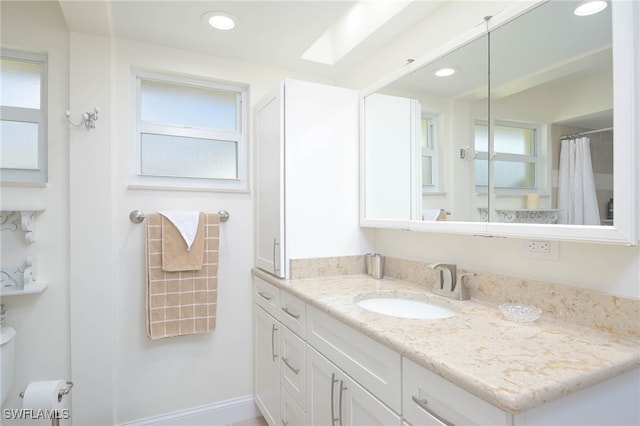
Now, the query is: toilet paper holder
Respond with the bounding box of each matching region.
[19,380,74,401]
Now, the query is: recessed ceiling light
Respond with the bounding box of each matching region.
[574,1,607,16]
[202,11,236,30]
[434,67,456,77]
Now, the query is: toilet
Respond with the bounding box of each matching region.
[0,326,16,407]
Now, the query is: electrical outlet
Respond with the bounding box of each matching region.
[528,240,550,253]
[523,240,559,260]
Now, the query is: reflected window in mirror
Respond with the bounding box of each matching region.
[421,114,440,193]
[0,49,47,184]
[474,120,541,193]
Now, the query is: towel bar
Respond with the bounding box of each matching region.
[129,210,230,224]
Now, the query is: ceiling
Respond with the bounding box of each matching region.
[385,0,612,101]
[57,0,446,80]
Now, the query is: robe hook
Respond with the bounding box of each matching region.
[65,107,100,130]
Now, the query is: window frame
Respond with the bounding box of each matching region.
[420,113,440,193]
[474,119,542,195]
[129,69,249,192]
[0,49,48,185]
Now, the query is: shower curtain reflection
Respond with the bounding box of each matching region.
[557,137,600,225]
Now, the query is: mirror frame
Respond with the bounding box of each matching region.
[359,0,638,245]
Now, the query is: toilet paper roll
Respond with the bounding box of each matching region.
[22,380,67,410]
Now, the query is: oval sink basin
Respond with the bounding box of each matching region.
[356,297,456,320]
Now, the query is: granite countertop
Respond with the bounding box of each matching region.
[252,268,640,414]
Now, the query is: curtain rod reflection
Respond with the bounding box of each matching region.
[561,126,613,139]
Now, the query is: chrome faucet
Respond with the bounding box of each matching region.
[429,263,475,300]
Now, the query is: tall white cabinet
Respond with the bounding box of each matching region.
[254,79,370,278]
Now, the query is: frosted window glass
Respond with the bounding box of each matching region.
[475,125,488,151]
[140,133,237,179]
[141,80,237,130]
[494,125,534,155]
[0,58,41,109]
[475,159,488,186]
[494,161,535,188]
[0,120,39,169]
[422,156,433,186]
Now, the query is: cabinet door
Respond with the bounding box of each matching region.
[307,346,401,426]
[341,370,402,426]
[306,345,336,426]
[255,305,281,426]
[255,86,285,277]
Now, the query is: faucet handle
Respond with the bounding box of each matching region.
[454,272,476,300]
[430,263,457,291]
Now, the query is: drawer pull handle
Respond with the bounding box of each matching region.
[282,357,300,374]
[412,395,455,426]
[282,306,300,319]
[272,238,280,276]
[257,291,272,301]
[331,373,339,425]
[271,324,278,361]
[338,380,347,426]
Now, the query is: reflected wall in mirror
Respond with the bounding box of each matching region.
[489,0,612,225]
[362,0,613,226]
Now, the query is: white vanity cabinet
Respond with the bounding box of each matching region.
[306,305,402,413]
[254,79,364,279]
[306,346,401,426]
[254,283,281,426]
[254,277,639,426]
[403,358,510,426]
[305,305,402,425]
[403,357,640,426]
[254,276,308,426]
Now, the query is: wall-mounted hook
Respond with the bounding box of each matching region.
[65,107,100,130]
[460,146,478,160]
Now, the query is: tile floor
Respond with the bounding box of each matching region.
[231,417,267,426]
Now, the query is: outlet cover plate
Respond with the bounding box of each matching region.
[523,240,559,260]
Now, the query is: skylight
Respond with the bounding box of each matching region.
[302,1,413,65]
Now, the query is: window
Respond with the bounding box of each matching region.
[0,50,47,184]
[420,114,439,192]
[131,71,248,191]
[474,120,539,192]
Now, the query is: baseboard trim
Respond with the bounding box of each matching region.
[119,395,260,426]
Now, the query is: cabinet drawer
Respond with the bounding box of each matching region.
[281,326,306,410]
[306,305,402,414]
[281,387,306,426]
[280,290,306,338]
[255,277,280,319]
[402,358,510,426]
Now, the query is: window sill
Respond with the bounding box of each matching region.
[128,176,249,193]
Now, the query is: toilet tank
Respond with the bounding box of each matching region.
[0,327,16,407]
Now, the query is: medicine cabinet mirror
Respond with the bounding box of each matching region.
[361,0,637,244]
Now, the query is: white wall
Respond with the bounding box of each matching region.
[68,34,331,425]
[0,2,71,421]
[1,2,331,424]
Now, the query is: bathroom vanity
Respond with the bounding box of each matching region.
[252,266,639,426]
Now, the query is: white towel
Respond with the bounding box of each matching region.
[422,209,442,221]
[158,210,200,250]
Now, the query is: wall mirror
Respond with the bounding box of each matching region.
[361,0,637,244]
